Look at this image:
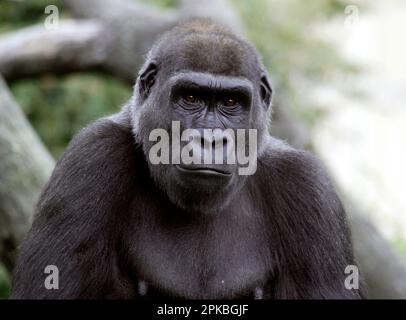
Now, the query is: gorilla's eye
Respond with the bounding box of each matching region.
[183,95,197,103]
[223,98,237,107]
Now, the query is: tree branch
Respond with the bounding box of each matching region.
[62,0,177,22]
[0,20,107,81]
[0,0,244,82]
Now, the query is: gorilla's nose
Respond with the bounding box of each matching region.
[186,128,235,166]
[199,131,228,151]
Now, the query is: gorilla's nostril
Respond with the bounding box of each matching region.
[209,137,228,148]
[212,137,228,148]
[199,136,205,148]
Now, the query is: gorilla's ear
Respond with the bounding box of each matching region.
[260,73,273,109]
[139,62,158,100]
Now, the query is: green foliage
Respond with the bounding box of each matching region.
[393,236,406,260]
[0,264,11,299]
[232,0,359,126]
[140,0,178,8]
[11,73,132,158]
[0,0,64,33]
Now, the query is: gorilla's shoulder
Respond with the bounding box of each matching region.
[67,115,132,153]
[47,113,139,192]
[257,137,333,190]
[255,137,342,219]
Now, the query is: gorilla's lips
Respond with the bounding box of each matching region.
[175,164,233,177]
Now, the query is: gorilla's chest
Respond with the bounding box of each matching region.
[131,208,271,299]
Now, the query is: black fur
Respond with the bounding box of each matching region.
[11,20,364,299]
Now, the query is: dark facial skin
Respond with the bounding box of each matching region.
[136,27,272,213]
[170,73,252,177]
[171,72,253,131]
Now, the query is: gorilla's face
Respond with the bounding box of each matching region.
[133,25,272,214]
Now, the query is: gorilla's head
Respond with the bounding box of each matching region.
[131,19,273,214]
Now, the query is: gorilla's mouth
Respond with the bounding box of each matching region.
[175,165,233,177]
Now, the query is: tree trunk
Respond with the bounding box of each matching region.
[0,76,54,271]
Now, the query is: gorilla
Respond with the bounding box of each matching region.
[11,19,364,299]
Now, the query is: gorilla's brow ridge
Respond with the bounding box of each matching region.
[169,72,253,97]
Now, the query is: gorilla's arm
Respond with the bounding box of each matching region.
[11,118,137,299]
[259,145,365,299]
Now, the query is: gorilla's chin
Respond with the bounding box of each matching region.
[149,163,240,214]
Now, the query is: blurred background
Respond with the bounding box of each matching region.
[0,0,405,299]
